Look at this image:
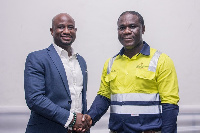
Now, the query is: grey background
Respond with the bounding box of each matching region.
[0,0,200,132]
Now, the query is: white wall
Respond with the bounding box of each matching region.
[0,0,200,109]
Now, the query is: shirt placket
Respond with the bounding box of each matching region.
[69,57,80,112]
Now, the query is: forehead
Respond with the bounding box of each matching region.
[118,13,140,26]
[53,14,75,26]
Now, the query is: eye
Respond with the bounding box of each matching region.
[68,26,75,30]
[118,26,125,31]
[129,25,136,29]
[58,25,65,29]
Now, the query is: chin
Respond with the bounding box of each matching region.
[125,46,134,50]
[123,44,134,49]
[62,41,73,45]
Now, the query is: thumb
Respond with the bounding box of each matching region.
[81,114,85,121]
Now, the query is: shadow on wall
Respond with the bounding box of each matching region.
[0,106,200,133]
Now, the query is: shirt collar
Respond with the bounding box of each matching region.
[118,41,150,56]
[53,43,77,57]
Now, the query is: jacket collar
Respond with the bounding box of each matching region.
[118,41,150,56]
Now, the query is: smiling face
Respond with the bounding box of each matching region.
[117,13,145,50]
[50,13,77,48]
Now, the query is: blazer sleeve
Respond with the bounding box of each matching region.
[24,52,70,126]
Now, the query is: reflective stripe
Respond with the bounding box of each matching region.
[148,50,162,72]
[110,93,162,114]
[107,56,116,74]
[110,105,162,114]
[111,93,160,102]
[107,50,162,74]
[111,101,161,106]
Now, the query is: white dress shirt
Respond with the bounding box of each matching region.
[53,44,83,128]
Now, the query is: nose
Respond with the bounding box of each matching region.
[63,27,70,34]
[124,27,132,34]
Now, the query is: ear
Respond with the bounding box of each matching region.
[75,28,77,32]
[50,28,53,36]
[142,25,145,34]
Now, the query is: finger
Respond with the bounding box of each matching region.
[82,114,85,121]
[79,120,88,131]
[82,115,90,130]
[76,127,82,132]
[85,115,92,128]
[85,119,90,128]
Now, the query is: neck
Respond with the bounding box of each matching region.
[124,41,144,58]
[64,46,72,57]
[56,44,72,57]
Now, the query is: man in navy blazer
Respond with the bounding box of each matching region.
[24,13,89,133]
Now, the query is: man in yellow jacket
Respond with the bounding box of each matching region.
[85,11,179,133]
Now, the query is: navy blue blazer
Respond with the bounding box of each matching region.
[24,44,88,133]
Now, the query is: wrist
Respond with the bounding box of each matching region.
[69,113,77,127]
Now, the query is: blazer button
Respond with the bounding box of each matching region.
[68,101,72,104]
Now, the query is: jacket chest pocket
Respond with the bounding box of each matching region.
[105,71,117,83]
[135,69,157,92]
[136,69,156,80]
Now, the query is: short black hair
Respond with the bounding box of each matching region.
[118,11,144,26]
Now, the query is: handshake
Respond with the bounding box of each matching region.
[70,113,92,133]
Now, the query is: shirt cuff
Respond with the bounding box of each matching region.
[64,112,74,128]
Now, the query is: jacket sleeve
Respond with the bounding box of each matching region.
[24,52,70,126]
[157,54,179,132]
[87,94,111,125]
[161,103,179,133]
[87,58,112,125]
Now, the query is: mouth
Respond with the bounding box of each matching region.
[61,36,72,41]
[123,37,133,41]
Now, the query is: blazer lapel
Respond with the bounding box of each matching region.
[47,44,71,97]
[76,53,88,113]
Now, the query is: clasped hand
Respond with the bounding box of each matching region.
[72,113,92,133]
